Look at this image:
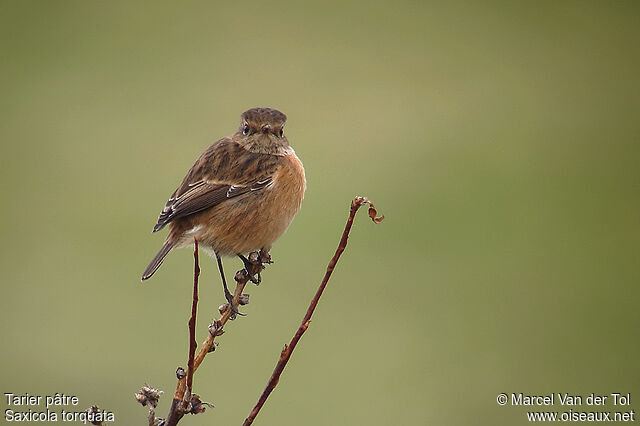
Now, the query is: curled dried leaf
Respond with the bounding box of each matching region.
[134,384,163,408]
[189,394,214,415]
[367,203,384,224]
[209,319,224,336]
[352,196,384,223]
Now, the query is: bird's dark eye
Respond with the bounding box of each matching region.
[278,128,283,137]
[242,124,249,135]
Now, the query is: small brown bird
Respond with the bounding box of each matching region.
[142,107,306,313]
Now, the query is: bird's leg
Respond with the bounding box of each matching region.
[238,253,262,285]
[215,252,244,317]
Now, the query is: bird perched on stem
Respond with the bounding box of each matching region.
[142,107,306,314]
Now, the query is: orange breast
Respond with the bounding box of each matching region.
[174,151,306,256]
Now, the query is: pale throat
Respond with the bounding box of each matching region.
[240,134,294,156]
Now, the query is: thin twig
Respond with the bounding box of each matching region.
[242,196,384,426]
[186,238,200,393]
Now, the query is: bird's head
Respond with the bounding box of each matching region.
[237,107,291,155]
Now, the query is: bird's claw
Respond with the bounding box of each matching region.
[225,289,245,319]
[239,253,263,286]
[248,272,261,285]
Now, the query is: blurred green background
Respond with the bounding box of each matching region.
[1,1,639,425]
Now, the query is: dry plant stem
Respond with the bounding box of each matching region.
[242,196,384,426]
[164,252,262,426]
[187,238,200,393]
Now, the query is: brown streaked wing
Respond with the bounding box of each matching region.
[153,181,231,232]
[151,138,278,232]
[152,177,274,232]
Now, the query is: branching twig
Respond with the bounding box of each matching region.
[242,196,384,426]
[140,196,383,426]
[164,251,267,426]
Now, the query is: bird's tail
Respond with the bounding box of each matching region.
[141,241,174,281]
